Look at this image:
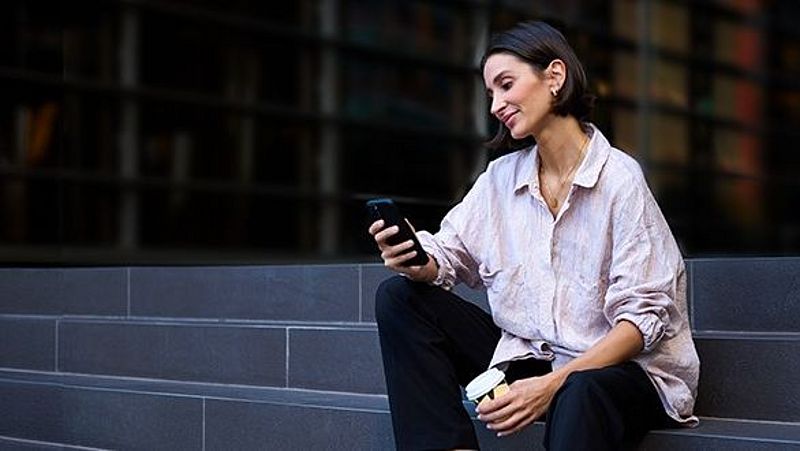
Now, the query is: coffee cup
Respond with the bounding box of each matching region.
[465,367,509,406]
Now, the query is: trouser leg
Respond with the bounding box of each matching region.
[375,276,500,451]
[544,361,676,451]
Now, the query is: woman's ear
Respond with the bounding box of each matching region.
[546,59,567,94]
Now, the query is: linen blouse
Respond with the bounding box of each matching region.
[416,124,700,424]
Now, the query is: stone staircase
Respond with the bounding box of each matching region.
[0,259,798,450]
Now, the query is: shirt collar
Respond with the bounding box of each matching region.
[513,123,611,193]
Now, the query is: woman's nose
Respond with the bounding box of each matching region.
[490,95,503,117]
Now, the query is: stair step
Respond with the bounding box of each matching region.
[0,317,55,372]
[640,418,800,450]
[1,370,798,450]
[0,435,105,450]
[129,266,362,322]
[693,331,800,422]
[3,318,797,422]
[2,259,800,448]
[58,320,288,387]
[690,258,800,332]
[0,269,126,317]
[4,259,799,332]
[0,373,203,450]
[0,370,388,451]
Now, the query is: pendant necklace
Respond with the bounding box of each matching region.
[540,134,590,210]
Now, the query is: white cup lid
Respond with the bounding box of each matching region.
[465,367,506,401]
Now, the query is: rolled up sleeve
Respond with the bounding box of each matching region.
[417,225,478,289]
[415,174,490,290]
[603,186,682,353]
[613,311,667,352]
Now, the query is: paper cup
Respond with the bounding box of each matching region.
[465,368,509,406]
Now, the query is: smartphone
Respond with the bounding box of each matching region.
[366,198,430,267]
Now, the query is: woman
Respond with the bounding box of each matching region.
[369,21,699,451]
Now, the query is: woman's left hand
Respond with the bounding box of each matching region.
[476,373,563,437]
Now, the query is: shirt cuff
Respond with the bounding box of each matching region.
[430,255,450,288]
[417,231,454,289]
[615,312,666,353]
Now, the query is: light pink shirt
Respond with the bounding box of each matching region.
[417,125,699,424]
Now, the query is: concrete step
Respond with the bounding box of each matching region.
[0,370,388,451]
[0,371,798,451]
[0,317,384,391]
[0,265,486,324]
[0,436,104,450]
[693,331,800,423]
[0,376,202,450]
[3,259,799,332]
[690,258,800,333]
[2,318,797,422]
[2,259,799,448]
[0,268,127,317]
[0,265,365,323]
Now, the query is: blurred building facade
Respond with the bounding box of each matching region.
[1,0,799,264]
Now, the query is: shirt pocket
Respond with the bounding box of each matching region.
[556,271,609,347]
[479,262,522,292]
[480,263,536,336]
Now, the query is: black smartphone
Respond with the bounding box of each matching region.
[366,198,430,267]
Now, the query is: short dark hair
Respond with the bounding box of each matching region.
[480,21,595,150]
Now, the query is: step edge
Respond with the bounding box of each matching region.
[0,434,109,450]
[52,316,378,329]
[648,428,800,445]
[2,370,799,443]
[700,416,800,427]
[689,256,800,264]
[0,368,388,407]
[2,369,799,426]
[11,315,800,337]
[693,330,800,340]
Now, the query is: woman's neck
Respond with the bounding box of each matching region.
[534,116,587,176]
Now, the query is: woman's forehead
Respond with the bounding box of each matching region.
[483,53,530,83]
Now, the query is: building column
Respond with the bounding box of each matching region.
[118,4,140,250]
[318,0,341,256]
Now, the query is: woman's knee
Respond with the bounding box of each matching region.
[374,275,415,324]
[556,370,607,405]
[546,370,624,450]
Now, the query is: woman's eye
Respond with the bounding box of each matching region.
[501,82,513,90]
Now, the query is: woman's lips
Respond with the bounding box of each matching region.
[504,111,519,129]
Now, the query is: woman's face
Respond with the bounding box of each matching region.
[483,52,555,139]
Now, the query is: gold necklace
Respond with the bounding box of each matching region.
[539,134,589,210]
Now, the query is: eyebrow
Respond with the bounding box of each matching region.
[492,70,512,86]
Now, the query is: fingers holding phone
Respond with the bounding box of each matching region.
[370,222,419,266]
[369,220,434,280]
[367,219,387,238]
[366,200,436,281]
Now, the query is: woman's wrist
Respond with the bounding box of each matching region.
[401,253,438,283]
[423,254,439,283]
[545,368,570,392]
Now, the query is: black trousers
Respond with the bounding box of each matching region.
[375,276,676,451]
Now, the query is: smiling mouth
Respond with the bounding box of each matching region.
[503,112,519,128]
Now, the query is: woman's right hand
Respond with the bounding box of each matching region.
[368,219,437,282]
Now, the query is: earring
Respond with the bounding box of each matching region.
[551,88,558,97]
